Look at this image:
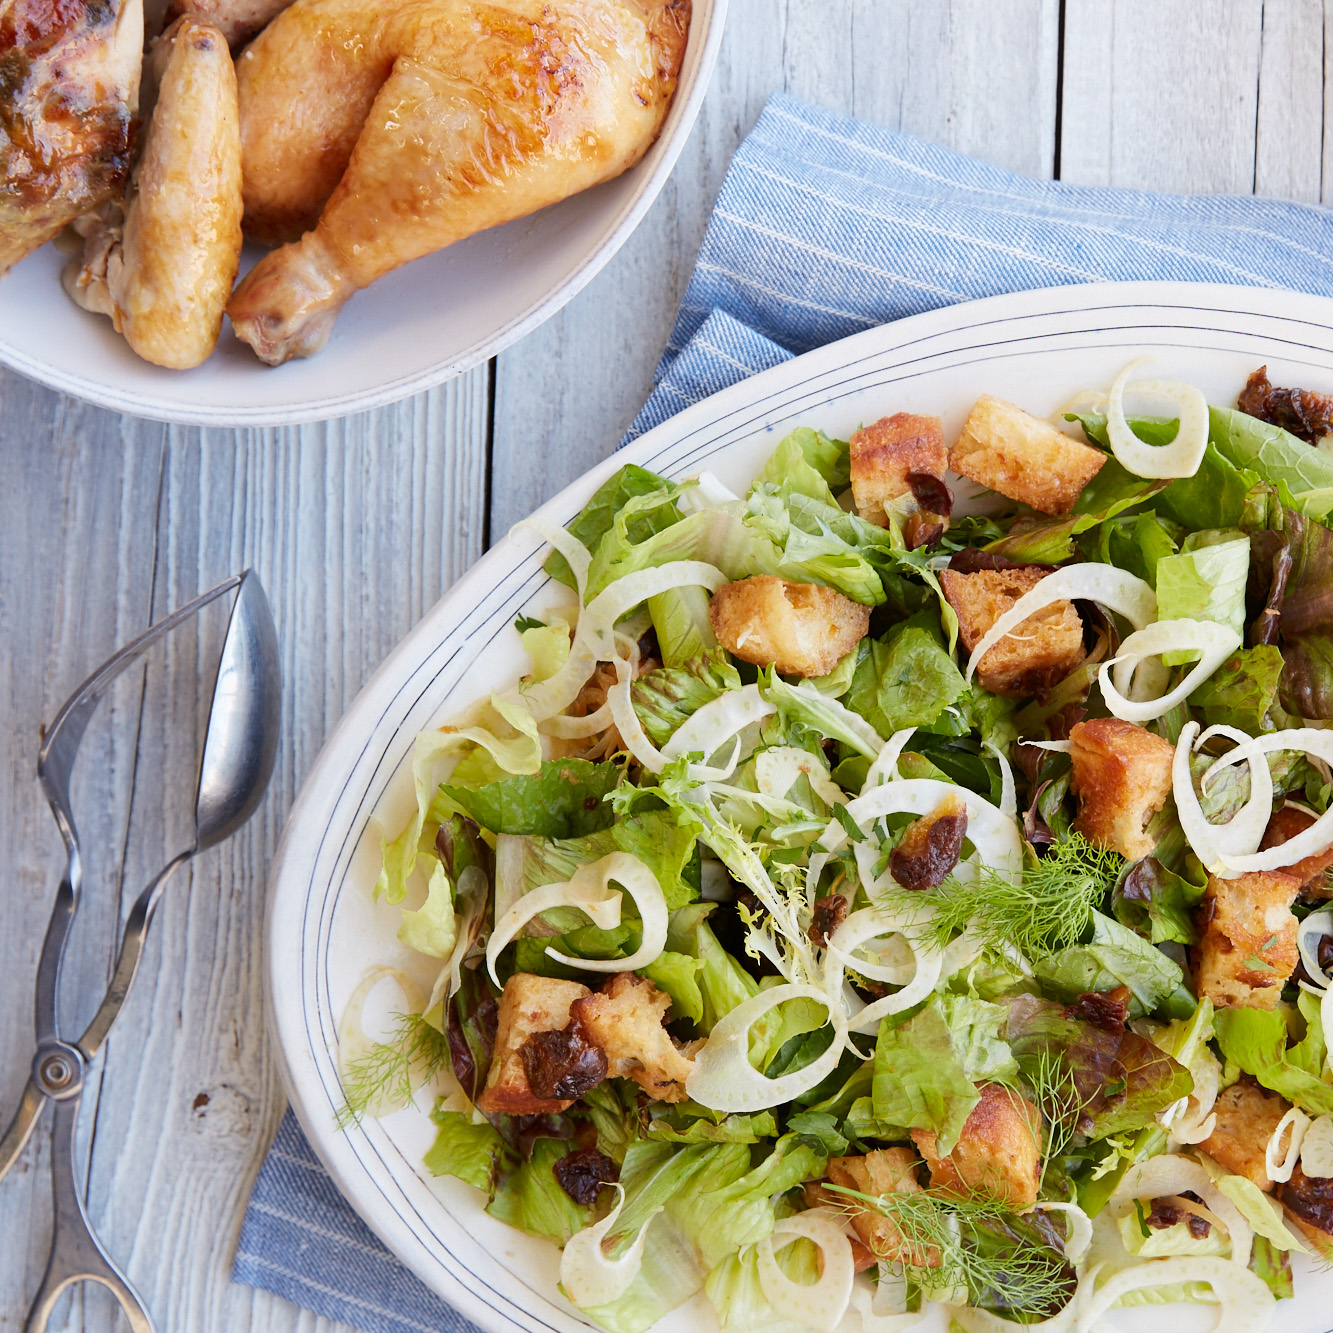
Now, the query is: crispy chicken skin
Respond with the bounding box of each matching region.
[227,0,690,364]
[63,17,242,368]
[1,0,143,274]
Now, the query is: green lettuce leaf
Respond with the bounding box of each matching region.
[751,430,839,507]
[1210,406,1333,519]
[1158,445,1264,532]
[631,651,743,748]
[1268,508,1333,719]
[643,950,705,1024]
[1250,1234,1295,1298]
[1032,912,1185,1017]
[773,426,851,491]
[396,859,457,958]
[545,464,680,588]
[645,1104,779,1145]
[1153,532,1250,664]
[442,758,621,838]
[1188,644,1284,733]
[664,904,759,1032]
[648,586,718,668]
[518,616,572,681]
[1112,858,1205,946]
[784,1110,850,1155]
[1214,1007,1333,1115]
[703,1238,817,1333]
[843,620,968,736]
[423,1108,513,1193]
[486,1137,592,1244]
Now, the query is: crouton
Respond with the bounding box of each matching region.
[824,1148,940,1267]
[911,1083,1042,1209]
[1260,806,1333,899]
[1276,1166,1333,1257]
[890,792,968,891]
[1194,869,1302,1010]
[949,395,1106,515]
[939,566,1085,698]
[1201,1080,1289,1191]
[477,973,595,1115]
[571,972,694,1103]
[709,576,870,678]
[1068,718,1175,860]
[850,413,951,545]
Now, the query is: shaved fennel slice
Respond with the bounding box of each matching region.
[338,967,429,1118]
[1266,1106,1311,1184]
[679,470,740,511]
[821,778,1023,883]
[519,561,727,723]
[824,908,943,1033]
[984,740,1016,819]
[541,706,612,739]
[560,1185,660,1308]
[847,1276,925,1333]
[1300,1114,1333,1178]
[1105,360,1210,479]
[1099,619,1241,724]
[608,655,668,772]
[1172,722,1273,875]
[963,565,1156,686]
[1297,908,1333,990]
[511,515,591,599]
[1112,1156,1251,1269]
[544,853,668,974]
[756,1211,855,1333]
[659,683,775,770]
[756,746,846,808]
[1200,729,1333,873]
[686,984,847,1112]
[860,728,918,793]
[1080,1257,1273,1331]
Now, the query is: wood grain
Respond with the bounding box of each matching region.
[3,2,1332,1331]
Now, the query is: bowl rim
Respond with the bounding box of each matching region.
[0,0,728,427]
[264,279,1333,1333]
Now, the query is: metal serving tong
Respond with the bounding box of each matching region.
[0,571,281,1333]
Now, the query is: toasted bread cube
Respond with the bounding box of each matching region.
[850,413,948,527]
[477,973,591,1115]
[911,1083,1042,1209]
[709,576,871,678]
[950,395,1106,515]
[1068,718,1175,860]
[571,972,694,1103]
[825,1147,939,1267]
[1194,869,1302,1010]
[1261,806,1333,899]
[939,566,1085,698]
[1201,1081,1289,1191]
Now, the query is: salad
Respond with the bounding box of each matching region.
[339,361,1333,1333]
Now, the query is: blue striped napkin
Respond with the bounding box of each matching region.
[232,90,1333,1333]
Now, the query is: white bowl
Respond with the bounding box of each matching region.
[267,281,1333,1333]
[0,0,726,426]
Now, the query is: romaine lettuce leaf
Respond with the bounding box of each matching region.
[545,464,680,588]
[631,651,743,748]
[1187,644,1284,734]
[1250,1234,1295,1298]
[487,1137,591,1244]
[703,1239,817,1333]
[643,950,705,1024]
[423,1108,513,1193]
[645,1104,779,1145]
[1032,912,1185,1016]
[1112,857,1204,947]
[1210,406,1333,520]
[843,620,968,736]
[1153,533,1250,664]
[771,426,851,491]
[751,430,839,507]
[442,758,621,838]
[1214,1006,1333,1115]
[396,859,457,958]
[648,586,718,668]
[1158,444,1264,531]
[664,904,760,1032]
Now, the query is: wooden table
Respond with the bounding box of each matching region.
[0,0,1326,1327]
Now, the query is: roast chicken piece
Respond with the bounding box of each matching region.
[226,0,690,364]
[163,0,294,49]
[63,16,243,368]
[0,0,143,275]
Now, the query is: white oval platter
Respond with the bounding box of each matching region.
[0,0,724,426]
[267,280,1333,1333]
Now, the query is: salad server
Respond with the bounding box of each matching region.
[0,569,281,1333]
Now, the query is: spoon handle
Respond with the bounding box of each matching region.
[25,1086,156,1333]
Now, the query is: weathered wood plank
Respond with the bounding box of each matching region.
[487,0,1062,544]
[0,368,488,1333]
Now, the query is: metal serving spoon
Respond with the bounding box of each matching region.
[0,570,281,1333]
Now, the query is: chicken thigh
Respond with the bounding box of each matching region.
[63,16,243,368]
[1,0,143,274]
[226,0,689,364]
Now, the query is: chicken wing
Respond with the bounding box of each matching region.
[1,0,143,274]
[226,0,689,364]
[63,16,243,368]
